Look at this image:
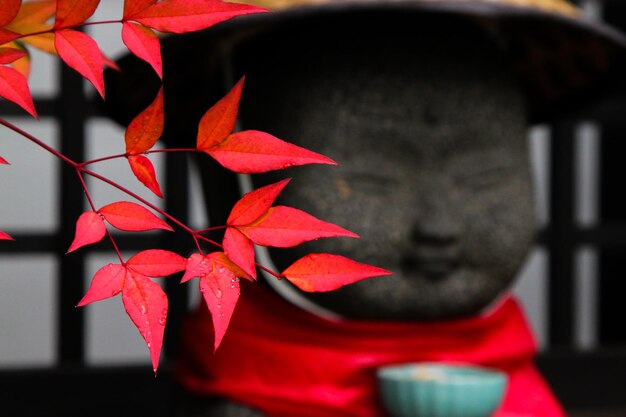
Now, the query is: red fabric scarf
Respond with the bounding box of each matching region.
[176,282,566,417]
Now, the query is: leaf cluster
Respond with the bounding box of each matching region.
[0,0,391,372]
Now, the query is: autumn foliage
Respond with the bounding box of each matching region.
[0,0,391,372]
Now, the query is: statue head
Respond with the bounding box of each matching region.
[231,16,535,319]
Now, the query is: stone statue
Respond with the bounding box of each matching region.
[102,1,626,417]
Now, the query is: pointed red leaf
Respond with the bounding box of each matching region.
[0,230,14,241]
[205,130,337,173]
[67,211,106,253]
[227,178,290,226]
[99,201,173,232]
[197,77,243,150]
[128,155,163,198]
[55,29,105,98]
[125,87,164,154]
[130,0,267,33]
[0,47,27,65]
[182,252,250,349]
[124,0,156,19]
[122,21,162,79]
[0,28,19,45]
[0,65,37,118]
[223,227,256,280]
[0,0,21,27]
[282,254,392,292]
[122,270,167,372]
[240,206,359,247]
[77,263,126,306]
[200,267,239,349]
[54,0,100,29]
[0,155,9,164]
[127,249,187,277]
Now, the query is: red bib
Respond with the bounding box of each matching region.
[175,282,566,417]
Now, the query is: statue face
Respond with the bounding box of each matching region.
[236,20,536,319]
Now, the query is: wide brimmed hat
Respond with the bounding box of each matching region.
[104,0,626,126]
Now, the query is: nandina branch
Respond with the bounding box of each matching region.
[257,263,283,279]
[80,152,128,167]
[0,118,78,167]
[197,225,227,233]
[80,148,200,167]
[0,118,220,253]
[75,167,97,211]
[79,166,222,249]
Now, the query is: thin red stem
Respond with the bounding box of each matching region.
[75,168,97,211]
[147,148,201,155]
[0,118,77,167]
[81,149,200,167]
[197,225,227,233]
[257,263,283,279]
[80,152,128,167]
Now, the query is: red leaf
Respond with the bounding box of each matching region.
[55,29,105,98]
[240,206,359,247]
[127,249,186,277]
[122,270,167,372]
[205,130,337,173]
[182,252,244,350]
[125,87,164,154]
[0,230,14,241]
[199,254,240,351]
[130,0,267,34]
[223,227,256,280]
[197,77,243,150]
[0,28,19,45]
[0,65,37,118]
[54,0,100,29]
[0,155,9,164]
[122,21,162,79]
[227,178,290,226]
[124,0,156,19]
[99,201,173,232]
[0,0,21,27]
[67,211,106,253]
[77,263,126,306]
[128,154,163,198]
[282,254,392,292]
[0,47,27,65]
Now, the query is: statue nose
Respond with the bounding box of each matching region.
[411,192,462,245]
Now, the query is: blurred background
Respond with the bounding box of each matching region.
[1,0,626,416]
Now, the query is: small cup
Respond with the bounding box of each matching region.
[377,362,507,417]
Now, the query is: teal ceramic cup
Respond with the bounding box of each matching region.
[377,362,507,417]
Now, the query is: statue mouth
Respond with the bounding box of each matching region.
[400,247,461,280]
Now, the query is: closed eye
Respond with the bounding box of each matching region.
[347,172,398,189]
[456,166,514,190]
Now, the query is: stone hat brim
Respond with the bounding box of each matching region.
[104,1,626,126]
